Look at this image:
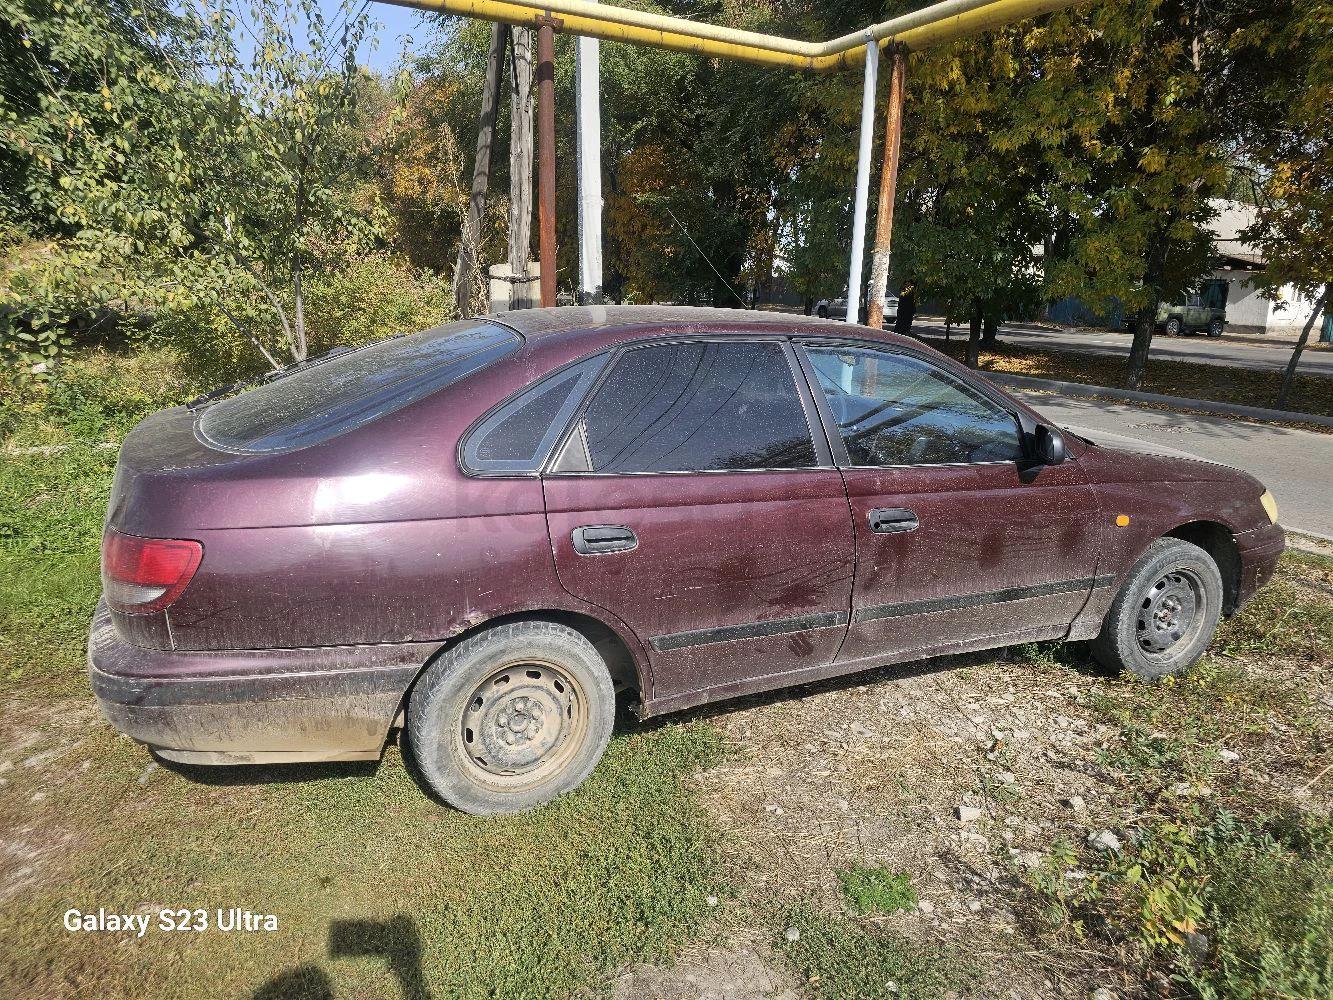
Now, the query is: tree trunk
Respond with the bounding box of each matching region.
[981,311,998,346]
[291,263,307,362]
[1125,304,1157,391]
[1125,233,1168,390]
[291,170,308,362]
[966,299,982,368]
[508,27,535,285]
[453,23,506,318]
[1276,285,1330,410]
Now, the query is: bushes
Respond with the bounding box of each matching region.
[1107,810,1333,998]
[154,252,455,384]
[0,344,202,445]
[300,252,454,356]
[2,253,456,446]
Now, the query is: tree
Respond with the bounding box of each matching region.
[1229,0,1333,408]
[191,0,378,362]
[1,0,214,368]
[892,27,1051,366]
[1038,1,1232,389]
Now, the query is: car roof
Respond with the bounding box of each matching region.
[487,304,913,346]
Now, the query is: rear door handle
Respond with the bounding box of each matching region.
[869,508,919,534]
[571,525,638,555]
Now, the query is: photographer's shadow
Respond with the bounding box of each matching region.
[251,914,430,1000]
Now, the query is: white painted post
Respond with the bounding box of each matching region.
[845,37,878,324]
[576,28,604,303]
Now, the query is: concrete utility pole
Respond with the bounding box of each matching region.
[536,19,558,307]
[453,23,506,317]
[867,50,907,330]
[575,27,604,303]
[844,38,879,325]
[508,27,535,298]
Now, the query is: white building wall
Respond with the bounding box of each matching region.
[1215,269,1269,334]
[1213,269,1321,339]
[1209,199,1323,339]
[1265,283,1322,336]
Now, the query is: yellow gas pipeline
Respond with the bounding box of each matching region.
[377,0,1087,73]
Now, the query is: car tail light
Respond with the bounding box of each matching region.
[101,529,204,615]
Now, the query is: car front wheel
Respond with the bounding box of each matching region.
[1207,319,1224,337]
[1165,317,1183,336]
[1091,537,1224,680]
[406,620,616,814]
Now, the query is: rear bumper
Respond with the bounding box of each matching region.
[87,600,439,765]
[1234,522,1285,611]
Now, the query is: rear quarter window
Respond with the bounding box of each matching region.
[197,320,520,453]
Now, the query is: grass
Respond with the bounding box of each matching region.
[0,446,117,694]
[1018,550,1333,995]
[778,905,961,1000]
[924,336,1333,419]
[0,718,727,999]
[836,866,917,915]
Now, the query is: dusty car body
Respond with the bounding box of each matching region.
[89,306,1284,813]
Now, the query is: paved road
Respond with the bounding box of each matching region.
[915,322,1333,378]
[1010,388,1333,540]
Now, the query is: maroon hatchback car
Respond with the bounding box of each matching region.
[89,306,1284,813]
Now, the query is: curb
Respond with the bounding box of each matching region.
[981,372,1333,429]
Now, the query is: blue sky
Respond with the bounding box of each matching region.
[227,1,441,75]
[356,1,433,72]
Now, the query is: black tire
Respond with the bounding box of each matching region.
[817,305,829,319]
[1165,317,1183,337]
[1091,538,1224,680]
[406,620,616,815]
[1207,319,1224,337]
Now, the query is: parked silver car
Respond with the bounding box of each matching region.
[816,295,899,322]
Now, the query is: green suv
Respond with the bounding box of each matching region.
[1156,279,1229,337]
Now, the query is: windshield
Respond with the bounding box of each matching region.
[197,320,520,453]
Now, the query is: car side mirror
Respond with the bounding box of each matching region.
[1034,425,1067,466]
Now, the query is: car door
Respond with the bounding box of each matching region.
[798,341,1103,667]
[541,338,855,713]
[1184,292,1207,330]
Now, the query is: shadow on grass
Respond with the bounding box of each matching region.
[251,914,430,1000]
[151,752,382,786]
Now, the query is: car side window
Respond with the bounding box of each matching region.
[570,341,818,474]
[804,345,1023,467]
[461,356,606,474]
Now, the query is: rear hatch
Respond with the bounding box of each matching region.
[106,318,521,537]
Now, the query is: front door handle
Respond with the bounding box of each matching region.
[869,508,919,534]
[571,525,638,555]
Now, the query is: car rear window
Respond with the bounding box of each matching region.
[197,320,520,453]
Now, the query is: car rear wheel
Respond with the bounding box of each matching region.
[1091,537,1223,680]
[817,305,829,318]
[1165,317,1183,337]
[406,620,616,814]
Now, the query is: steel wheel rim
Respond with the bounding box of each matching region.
[457,659,587,790]
[1135,568,1205,658]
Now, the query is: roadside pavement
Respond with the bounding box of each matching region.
[915,321,1333,378]
[1009,388,1333,541]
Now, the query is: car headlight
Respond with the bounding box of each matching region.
[1259,489,1279,525]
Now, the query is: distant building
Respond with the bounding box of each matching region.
[1043,199,1323,338]
[1209,199,1321,338]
